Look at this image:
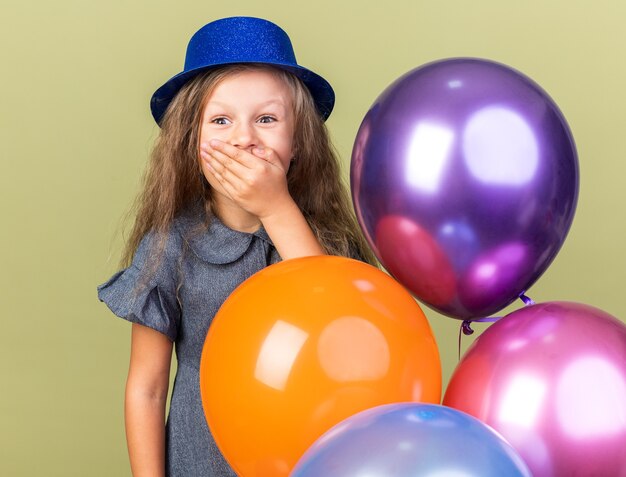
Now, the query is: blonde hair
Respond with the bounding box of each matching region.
[122,64,377,268]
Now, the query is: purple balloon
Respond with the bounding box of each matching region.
[444,302,626,476]
[292,403,532,477]
[351,58,578,319]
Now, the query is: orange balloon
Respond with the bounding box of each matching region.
[200,256,441,477]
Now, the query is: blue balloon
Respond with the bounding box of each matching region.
[291,403,531,477]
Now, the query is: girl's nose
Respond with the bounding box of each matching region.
[230,122,257,150]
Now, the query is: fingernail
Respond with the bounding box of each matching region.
[209,139,220,148]
[254,146,265,155]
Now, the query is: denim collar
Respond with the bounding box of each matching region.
[174,206,272,265]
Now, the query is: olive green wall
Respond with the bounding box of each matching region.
[2,1,625,475]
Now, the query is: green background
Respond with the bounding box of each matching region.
[3,0,625,475]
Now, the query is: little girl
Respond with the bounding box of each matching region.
[98,16,376,477]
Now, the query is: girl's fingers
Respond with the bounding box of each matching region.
[201,140,284,175]
[211,167,238,196]
[204,150,256,197]
[201,148,247,179]
[206,140,256,168]
[252,146,284,171]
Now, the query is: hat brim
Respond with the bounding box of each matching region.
[150,61,335,125]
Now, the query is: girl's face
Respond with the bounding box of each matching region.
[199,68,295,192]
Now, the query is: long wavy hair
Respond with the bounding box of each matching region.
[121,64,377,269]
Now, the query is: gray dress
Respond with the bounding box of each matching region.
[98,206,280,476]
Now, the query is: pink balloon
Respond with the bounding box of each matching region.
[444,302,626,477]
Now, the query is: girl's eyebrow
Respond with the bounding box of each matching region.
[206,99,288,108]
[257,99,288,106]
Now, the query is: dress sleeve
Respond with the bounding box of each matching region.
[97,233,181,342]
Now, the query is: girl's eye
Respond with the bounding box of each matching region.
[258,115,276,124]
[211,117,230,125]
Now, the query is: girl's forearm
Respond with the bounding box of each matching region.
[260,199,325,260]
[125,323,172,477]
[125,388,168,477]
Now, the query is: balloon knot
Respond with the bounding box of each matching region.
[462,320,475,336]
[519,292,535,306]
